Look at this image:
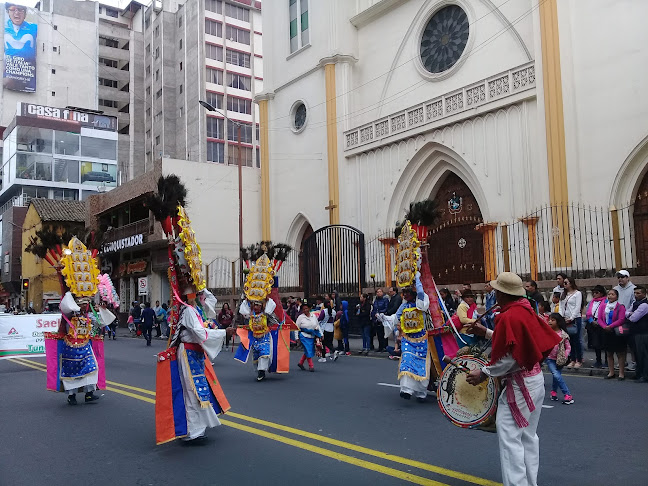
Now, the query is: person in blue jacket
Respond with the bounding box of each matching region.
[371,288,390,352]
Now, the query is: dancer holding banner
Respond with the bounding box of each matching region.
[146,175,230,444]
[466,272,560,486]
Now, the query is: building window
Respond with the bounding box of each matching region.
[146,107,151,117]
[15,154,53,181]
[179,84,183,94]
[156,88,162,99]
[289,0,309,53]
[99,57,118,68]
[154,111,162,123]
[207,141,225,163]
[99,36,119,48]
[291,101,307,132]
[54,130,79,156]
[179,62,183,71]
[205,0,222,14]
[226,25,250,45]
[227,120,252,143]
[179,38,182,49]
[227,72,251,91]
[155,135,160,145]
[179,106,184,117]
[146,65,151,77]
[227,96,252,115]
[420,5,469,74]
[16,126,53,153]
[53,46,57,52]
[51,91,56,96]
[155,69,159,81]
[51,68,56,74]
[99,98,118,108]
[146,86,151,96]
[227,144,253,167]
[81,137,117,159]
[206,67,223,85]
[146,44,150,54]
[205,19,222,37]
[206,44,223,61]
[145,16,150,30]
[225,49,250,68]
[256,148,260,168]
[146,129,151,139]
[99,77,118,88]
[178,15,183,28]
[155,47,159,59]
[206,91,223,109]
[105,7,118,18]
[52,188,78,200]
[206,117,224,139]
[225,3,250,22]
[154,25,160,38]
[53,160,79,183]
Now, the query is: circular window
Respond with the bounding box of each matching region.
[420,5,469,74]
[291,101,307,133]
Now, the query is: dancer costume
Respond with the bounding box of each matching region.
[235,254,292,377]
[43,237,109,403]
[148,176,230,444]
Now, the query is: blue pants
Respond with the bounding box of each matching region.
[362,325,372,350]
[546,359,570,395]
[568,317,583,362]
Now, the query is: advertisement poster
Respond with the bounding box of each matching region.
[4,3,37,92]
[81,162,117,187]
[0,314,60,359]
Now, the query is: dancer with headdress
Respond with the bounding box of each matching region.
[26,231,110,405]
[147,175,230,444]
[235,244,295,381]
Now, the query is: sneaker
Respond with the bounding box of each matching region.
[84,392,100,403]
[333,351,339,361]
[562,395,574,405]
[67,394,77,406]
[550,391,558,401]
[399,391,411,400]
[318,358,327,363]
[345,352,351,356]
[257,370,266,381]
[626,362,636,371]
[297,363,305,371]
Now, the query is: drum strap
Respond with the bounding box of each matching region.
[506,372,536,428]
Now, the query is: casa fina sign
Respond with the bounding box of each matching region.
[100,234,144,255]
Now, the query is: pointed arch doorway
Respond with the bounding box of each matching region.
[427,173,485,284]
[633,172,648,273]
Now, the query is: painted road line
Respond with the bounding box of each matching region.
[11,357,499,486]
[225,412,499,486]
[377,382,437,397]
[6,359,450,486]
[541,405,554,409]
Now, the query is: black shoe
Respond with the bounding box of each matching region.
[400,391,411,400]
[298,363,305,371]
[604,374,615,380]
[67,394,77,406]
[618,376,625,381]
[309,367,314,372]
[85,392,100,403]
[257,370,266,382]
[146,342,151,346]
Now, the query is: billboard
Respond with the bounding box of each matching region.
[3,3,37,93]
[20,103,118,132]
[0,313,60,359]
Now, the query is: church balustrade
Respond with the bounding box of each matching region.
[344,61,536,152]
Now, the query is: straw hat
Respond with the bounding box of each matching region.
[490,272,526,297]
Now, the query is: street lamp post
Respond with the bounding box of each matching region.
[199,100,244,291]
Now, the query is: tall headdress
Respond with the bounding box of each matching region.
[395,221,420,289]
[60,237,100,298]
[244,253,275,302]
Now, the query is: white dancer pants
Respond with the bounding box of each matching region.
[399,374,428,398]
[497,372,545,486]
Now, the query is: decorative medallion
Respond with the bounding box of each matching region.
[448,191,463,214]
[458,238,466,249]
[420,5,469,74]
[400,307,425,334]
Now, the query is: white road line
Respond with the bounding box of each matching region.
[541,405,554,409]
[377,383,437,396]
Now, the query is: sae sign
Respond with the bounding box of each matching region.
[0,314,61,359]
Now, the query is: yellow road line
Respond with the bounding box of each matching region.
[220,419,450,486]
[10,357,499,485]
[225,412,500,486]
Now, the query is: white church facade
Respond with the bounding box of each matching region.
[254,0,648,291]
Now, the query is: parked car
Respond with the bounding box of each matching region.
[82,171,114,183]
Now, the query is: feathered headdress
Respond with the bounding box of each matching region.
[240,240,293,273]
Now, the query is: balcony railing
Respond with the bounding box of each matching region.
[103,218,153,243]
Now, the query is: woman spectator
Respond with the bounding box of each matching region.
[439,288,457,316]
[456,291,479,346]
[296,303,321,372]
[597,289,627,380]
[559,277,583,368]
[585,285,607,368]
[335,300,350,355]
[218,303,235,346]
[371,288,389,352]
[318,299,338,360]
[157,303,169,338]
[357,293,372,355]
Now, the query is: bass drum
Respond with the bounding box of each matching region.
[437,355,499,429]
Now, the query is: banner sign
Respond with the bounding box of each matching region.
[100,233,145,255]
[116,259,149,277]
[20,103,118,131]
[4,4,37,93]
[0,313,61,359]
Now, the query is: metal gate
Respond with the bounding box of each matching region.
[303,225,366,297]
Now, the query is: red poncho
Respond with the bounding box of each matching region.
[490,299,561,370]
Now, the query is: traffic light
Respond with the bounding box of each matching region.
[22,279,29,291]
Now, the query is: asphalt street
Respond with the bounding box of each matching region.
[1,334,647,486]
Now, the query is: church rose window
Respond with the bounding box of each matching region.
[420,5,469,74]
[294,103,306,130]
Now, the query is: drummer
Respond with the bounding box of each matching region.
[466,272,559,486]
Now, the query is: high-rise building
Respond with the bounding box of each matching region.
[142,0,263,167]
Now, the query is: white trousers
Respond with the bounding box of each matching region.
[257,356,271,372]
[399,375,428,398]
[497,372,545,486]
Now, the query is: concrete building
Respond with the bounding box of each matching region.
[257,0,648,291]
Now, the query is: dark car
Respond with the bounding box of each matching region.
[82,171,114,183]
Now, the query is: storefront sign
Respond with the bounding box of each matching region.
[19,102,117,131]
[117,260,148,277]
[138,277,148,295]
[0,314,60,359]
[101,234,145,255]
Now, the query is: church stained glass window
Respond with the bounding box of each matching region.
[420,5,469,74]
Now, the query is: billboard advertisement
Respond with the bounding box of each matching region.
[4,3,37,93]
[0,313,60,359]
[20,103,118,132]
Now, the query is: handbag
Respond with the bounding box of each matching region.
[566,323,578,336]
[556,337,568,366]
[333,319,342,340]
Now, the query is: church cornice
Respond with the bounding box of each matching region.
[350,0,410,28]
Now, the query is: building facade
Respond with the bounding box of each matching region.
[257,0,648,288]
